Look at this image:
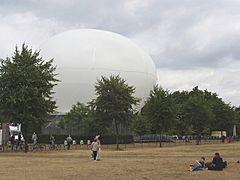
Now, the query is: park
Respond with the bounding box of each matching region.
[1,6,240,180]
[0,142,239,180]
[0,34,240,180]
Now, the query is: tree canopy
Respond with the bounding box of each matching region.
[141,86,177,146]
[141,86,236,138]
[0,44,58,151]
[59,84,238,145]
[58,102,108,136]
[89,75,139,149]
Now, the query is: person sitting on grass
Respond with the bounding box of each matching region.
[190,157,206,171]
[205,152,227,171]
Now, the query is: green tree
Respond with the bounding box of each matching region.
[210,101,235,135]
[182,94,213,136]
[81,110,109,136]
[133,113,151,138]
[234,106,240,136]
[190,87,235,136]
[141,86,177,147]
[58,102,108,135]
[58,102,90,134]
[0,44,58,152]
[90,75,139,150]
[172,90,190,135]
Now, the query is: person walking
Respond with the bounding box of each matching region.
[32,132,38,149]
[95,135,101,160]
[10,135,15,151]
[66,135,72,150]
[16,134,22,150]
[90,139,100,161]
[49,135,55,150]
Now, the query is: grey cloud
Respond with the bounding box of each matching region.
[2,0,240,69]
[1,0,240,106]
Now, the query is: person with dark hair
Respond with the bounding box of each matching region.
[66,135,72,150]
[95,135,101,160]
[10,135,15,151]
[190,157,205,171]
[196,135,201,145]
[206,152,227,170]
[221,135,226,143]
[49,135,55,150]
[32,132,38,149]
[16,134,22,150]
[90,138,100,161]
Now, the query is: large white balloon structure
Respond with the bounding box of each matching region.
[41,29,157,113]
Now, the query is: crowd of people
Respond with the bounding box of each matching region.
[10,133,23,150]
[8,132,95,151]
[8,132,102,161]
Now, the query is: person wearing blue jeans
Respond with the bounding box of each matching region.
[190,157,205,171]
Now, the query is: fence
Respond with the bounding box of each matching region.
[0,138,226,152]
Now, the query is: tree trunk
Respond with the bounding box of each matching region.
[140,135,143,148]
[2,123,10,152]
[159,133,162,148]
[114,119,120,150]
[22,124,29,153]
[24,138,29,153]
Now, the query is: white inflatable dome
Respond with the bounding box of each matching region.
[41,29,157,113]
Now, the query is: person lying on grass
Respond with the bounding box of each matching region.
[190,157,206,171]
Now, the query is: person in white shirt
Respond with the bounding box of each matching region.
[95,135,101,160]
[66,135,72,150]
[32,132,38,148]
[91,139,100,160]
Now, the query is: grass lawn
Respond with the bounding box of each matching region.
[0,142,239,180]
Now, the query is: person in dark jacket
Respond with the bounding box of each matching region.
[10,135,15,151]
[206,152,227,170]
[16,134,22,150]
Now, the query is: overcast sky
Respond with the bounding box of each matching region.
[1,0,240,106]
